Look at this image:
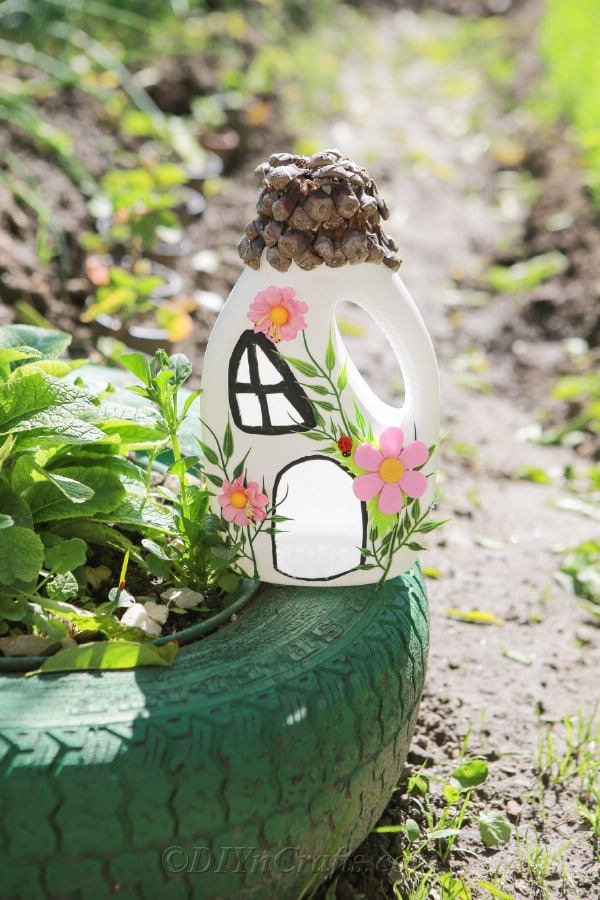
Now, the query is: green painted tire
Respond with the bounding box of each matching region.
[0,565,429,899]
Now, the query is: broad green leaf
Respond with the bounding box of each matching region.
[0,514,14,529]
[35,467,95,503]
[27,466,124,523]
[46,571,79,600]
[0,595,29,621]
[29,639,179,674]
[453,759,489,790]
[443,783,461,804]
[50,520,146,566]
[11,360,72,379]
[44,537,88,574]
[11,413,108,448]
[0,485,33,529]
[120,352,151,385]
[141,538,170,560]
[285,357,319,378]
[96,492,177,532]
[167,457,199,477]
[0,346,42,366]
[0,324,71,358]
[170,353,192,386]
[0,525,44,584]
[0,372,106,446]
[478,811,511,847]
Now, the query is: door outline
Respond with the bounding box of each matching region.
[271,455,367,581]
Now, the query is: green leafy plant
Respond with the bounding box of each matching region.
[119,349,242,595]
[82,257,197,342]
[81,261,165,323]
[372,755,511,897]
[84,163,188,262]
[0,324,243,672]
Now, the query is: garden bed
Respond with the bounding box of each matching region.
[1,0,599,896]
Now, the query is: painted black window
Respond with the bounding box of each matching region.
[229,330,316,435]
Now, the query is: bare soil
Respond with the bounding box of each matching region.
[1,0,599,896]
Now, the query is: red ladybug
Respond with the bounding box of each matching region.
[337,435,353,457]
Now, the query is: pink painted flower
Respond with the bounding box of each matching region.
[352,427,429,515]
[248,285,308,343]
[218,476,268,527]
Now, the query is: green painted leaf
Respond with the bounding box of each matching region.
[29,639,179,674]
[223,420,234,461]
[231,448,251,480]
[354,402,366,434]
[337,361,348,391]
[0,525,44,584]
[315,400,335,411]
[478,811,512,847]
[205,472,224,488]
[307,383,330,395]
[325,334,336,372]
[199,440,219,466]
[286,357,319,378]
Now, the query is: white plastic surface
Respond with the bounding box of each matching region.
[200,263,440,586]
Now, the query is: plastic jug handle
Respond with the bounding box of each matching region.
[330,265,439,444]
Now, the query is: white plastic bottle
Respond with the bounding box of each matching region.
[200,150,439,587]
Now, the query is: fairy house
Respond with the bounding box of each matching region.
[200,150,440,586]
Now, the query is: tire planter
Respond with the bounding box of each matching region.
[0,564,429,900]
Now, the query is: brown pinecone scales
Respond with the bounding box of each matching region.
[238,149,402,272]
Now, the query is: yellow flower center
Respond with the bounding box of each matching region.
[379,457,405,484]
[269,304,289,326]
[230,490,248,509]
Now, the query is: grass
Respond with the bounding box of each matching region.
[538,0,600,207]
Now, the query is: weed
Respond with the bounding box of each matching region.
[371,749,511,897]
[511,829,577,900]
[534,707,600,861]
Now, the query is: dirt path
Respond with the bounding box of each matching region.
[302,4,600,897]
